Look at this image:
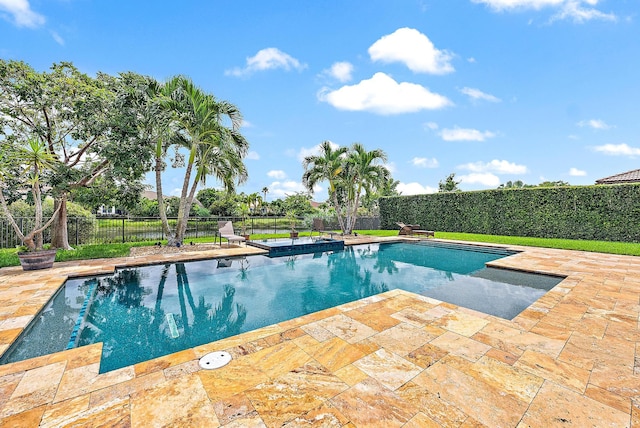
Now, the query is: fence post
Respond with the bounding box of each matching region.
[75,217,79,246]
[195,219,199,238]
[122,218,125,243]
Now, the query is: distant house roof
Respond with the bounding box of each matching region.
[142,190,166,200]
[595,169,640,184]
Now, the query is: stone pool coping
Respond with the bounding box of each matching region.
[0,236,638,426]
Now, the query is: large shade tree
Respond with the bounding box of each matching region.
[0,60,154,249]
[303,142,389,235]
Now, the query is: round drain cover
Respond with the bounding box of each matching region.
[199,351,232,370]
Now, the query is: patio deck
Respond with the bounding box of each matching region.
[0,237,638,427]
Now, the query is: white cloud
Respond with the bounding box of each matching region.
[440,127,496,142]
[368,27,454,74]
[577,119,612,130]
[460,87,501,102]
[458,159,527,174]
[296,141,341,162]
[593,144,640,156]
[225,48,307,77]
[267,170,287,179]
[397,182,437,195]
[424,122,439,130]
[269,180,319,198]
[569,167,587,176]
[51,31,64,45]
[472,0,617,23]
[319,72,452,115]
[246,151,260,160]
[326,61,354,83]
[472,0,565,11]
[458,173,501,187]
[551,0,617,23]
[241,120,254,128]
[0,0,45,28]
[411,157,439,168]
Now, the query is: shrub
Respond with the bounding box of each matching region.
[380,184,640,242]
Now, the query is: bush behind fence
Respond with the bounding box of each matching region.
[0,216,380,248]
[379,184,640,242]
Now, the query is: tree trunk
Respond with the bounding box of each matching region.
[172,144,197,246]
[176,175,199,242]
[155,148,177,246]
[331,191,346,234]
[32,182,44,250]
[51,195,73,250]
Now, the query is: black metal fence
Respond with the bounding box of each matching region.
[0,216,381,248]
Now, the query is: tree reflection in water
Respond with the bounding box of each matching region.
[77,262,246,372]
[360,244,399,275]
[328,246,389,301]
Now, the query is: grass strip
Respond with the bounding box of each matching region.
[1,230,636,269]
[434,232,640,256]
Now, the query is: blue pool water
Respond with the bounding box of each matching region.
[0,242,563,372]
[247,236,344,256]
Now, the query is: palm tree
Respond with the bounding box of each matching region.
[261,186,269,214]
[160,76,248,246]
[303,142,388,235]
[342,143,389,234]
[302,141,349,232]
[0,139,62,251]
[362,176,400,215]
[247,192,260,213]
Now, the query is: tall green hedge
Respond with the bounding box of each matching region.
[379,184,640,242]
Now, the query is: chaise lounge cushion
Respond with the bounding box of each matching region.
[218,221,246,245]
[396,222,434,237]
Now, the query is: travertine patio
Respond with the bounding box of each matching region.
[0,237,638,427]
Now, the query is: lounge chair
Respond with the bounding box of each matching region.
[311,218,338,239]
[218,221,246,246]
[397,222,434,238]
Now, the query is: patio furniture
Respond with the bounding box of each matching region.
[218,221,246,246]
[311,218,338,239]
[397,222,434,238]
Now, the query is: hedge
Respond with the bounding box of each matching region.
[379,184,640,242]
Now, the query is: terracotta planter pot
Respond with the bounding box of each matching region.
[17,249,57,271]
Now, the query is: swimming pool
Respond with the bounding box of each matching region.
[0,241,563,372]
[247,236,344,256]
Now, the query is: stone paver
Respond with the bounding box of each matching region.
[0,237,638,427]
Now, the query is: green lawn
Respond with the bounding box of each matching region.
[432,232,640,256]
[0,230,637,269]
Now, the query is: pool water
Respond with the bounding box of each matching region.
[0,242,563,372]
[247,236,344,256]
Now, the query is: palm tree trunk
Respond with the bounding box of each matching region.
[176,171,200,242]
[173,144,197,246]
[331,191,346,234]
[155,148,176,245]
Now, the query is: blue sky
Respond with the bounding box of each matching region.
[1,0,639,202]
